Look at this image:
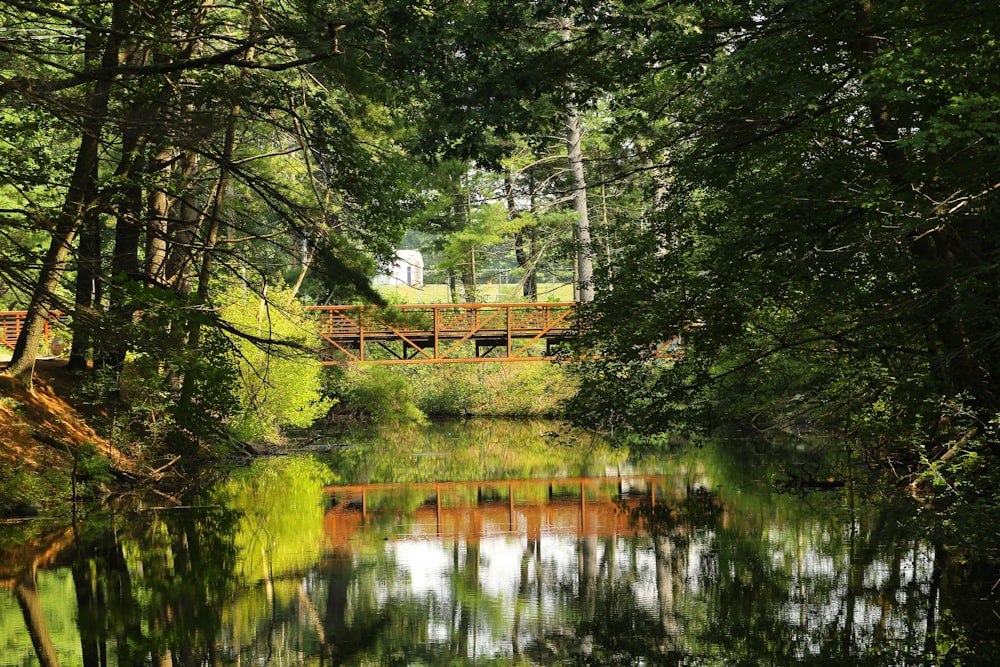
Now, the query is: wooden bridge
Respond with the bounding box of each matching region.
[1,303,580,365]
[0,310,67,354]
[309,303,577,364]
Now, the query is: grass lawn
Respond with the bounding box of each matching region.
[375,282,577,304]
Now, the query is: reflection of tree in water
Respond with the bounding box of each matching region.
[305,475,964,665]
[4,528,76,667]
[3,457,333,666]
[71,501,242,666]
[0,501,243,667]
[608,483,954,666]
[326,419,629,485]
[5,444,1000,664]
[320,544,396,664]
[552,489,724,665]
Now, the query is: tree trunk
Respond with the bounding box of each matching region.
[163,149,203,294]
[526,168,541,300]
[289,247,313,300]
[448,270,460,303]
[146,149,172,283]
[73,550,105,667]
[507,168,539,301]
[67,165,103,371]
[7,1,128,382]
[462,262,478,303]
[514,229,539,301]
[8,224,77,383]
[67,22,107,371]
[102,142,144,372]
[563,20,594,303]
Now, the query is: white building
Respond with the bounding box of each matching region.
[373,249,424,286]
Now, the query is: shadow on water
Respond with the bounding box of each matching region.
[1,419,998,665]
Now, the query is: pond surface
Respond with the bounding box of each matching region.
[1,420,998,665]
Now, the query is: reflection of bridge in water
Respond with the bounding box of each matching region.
[323,475,720,547]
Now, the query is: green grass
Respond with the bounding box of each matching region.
[375,282,577,304]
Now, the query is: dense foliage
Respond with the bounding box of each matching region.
[0,0,594,447]
[218,283,332,442]
[0,0,428,445]
[562,0,1000,557]
[327,362,575,423]
[558,1,996,435]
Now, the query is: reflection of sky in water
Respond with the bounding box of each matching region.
[390,533,671,644]
[477,537,526,598]
[630,542,663,609]
[384,520,941,662]
[391,540,451,596]
[767,528,936,657]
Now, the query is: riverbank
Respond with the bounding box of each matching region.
[0,359,129,516]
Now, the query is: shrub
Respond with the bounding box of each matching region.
[410,362,575,417]
[341,365,426,424]
[327,362,575,421]
[219,283,333,442]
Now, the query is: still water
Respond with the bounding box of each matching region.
[1,420,997,665]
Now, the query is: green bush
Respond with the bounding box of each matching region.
[71,442,114,499]
[70,359,180,456]
[341,365,427,424]
[410,363,574,417]
[0,463,71,520]
[327,362,575,421]
[410,365,483,415]
[219,283,334,442]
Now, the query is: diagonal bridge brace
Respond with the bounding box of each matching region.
[372,319,436,361]
[507,307,574,358]
[438,307,506,359]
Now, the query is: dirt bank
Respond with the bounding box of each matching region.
[0,359,129,512]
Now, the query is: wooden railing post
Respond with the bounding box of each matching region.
[358,308,365,362]
[433,305,440,360]
[505,304,512,357]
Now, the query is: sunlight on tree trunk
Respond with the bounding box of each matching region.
[562,20,593,303]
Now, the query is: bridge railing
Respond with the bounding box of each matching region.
[308,302,576,333]
[0,310,67,352]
